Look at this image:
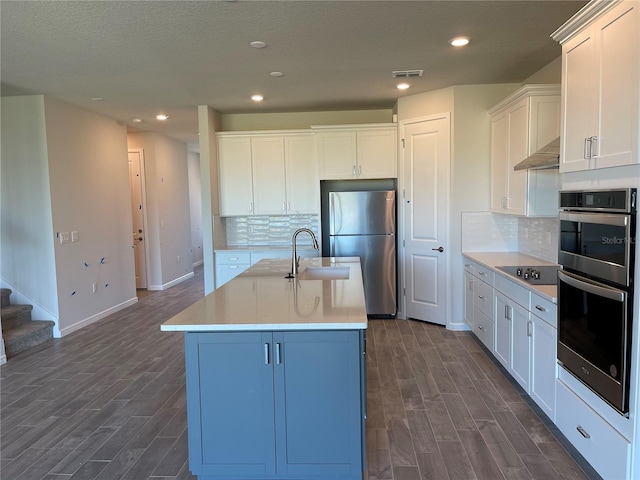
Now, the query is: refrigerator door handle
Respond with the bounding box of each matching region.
[329,193,342,235]
[329,236,336,257]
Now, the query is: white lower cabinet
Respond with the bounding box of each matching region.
[556,380,631,480]
[530,312,556,421]
[494,292,511,369]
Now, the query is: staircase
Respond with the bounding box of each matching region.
[1,288,55,357]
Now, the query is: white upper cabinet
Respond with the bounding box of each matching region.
[313,124,397,179]
[489,85,561,217]
[217,131,318,217]
[553,0,639,172]
[218,136,254,216]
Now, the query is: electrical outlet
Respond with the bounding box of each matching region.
[92,282,97,294]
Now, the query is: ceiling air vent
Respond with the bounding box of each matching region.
[392,70,424,78]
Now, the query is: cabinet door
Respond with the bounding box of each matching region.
[494,292,511,369]
[252,136,287,215]
[510,303,531,392]
[273,330,363,477]
[530,314,557,421]
[185,332,276,477]
[490,112,508,212]
[506,99,529,215]
[317,130,357,179]
[218,136,254,216]
[357,128,397,178]
[464,272,474,328]
[594,2,639,169]
[560,27,597,172]
[285,134,319,214]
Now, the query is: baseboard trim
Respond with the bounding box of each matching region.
[59,297,138,337]
[148,272,195,291]
[0,354,6,365]
[192,260,204,268]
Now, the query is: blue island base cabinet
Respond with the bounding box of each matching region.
[184,330,366,480]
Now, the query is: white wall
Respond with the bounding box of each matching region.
[44,97,136,335]
[188,151,203,267]
[221,109,393,131]
[1,95,59,326]
[128,132,193,289]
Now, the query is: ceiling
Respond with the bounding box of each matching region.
[1,1,587,147]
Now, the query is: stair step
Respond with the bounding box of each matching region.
[4,320,55,357]
[1,288,11,307]
[1,304,34,329]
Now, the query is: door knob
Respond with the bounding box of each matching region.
[432,246,444,252]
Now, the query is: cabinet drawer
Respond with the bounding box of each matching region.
[556,381,630,480]
[463,259,474,274]
[474,263,494,285]
[473,280,494,319]
[216,252,251,265]
[495,274,529,308]
[530,293,557,328]
[473,310,494,352]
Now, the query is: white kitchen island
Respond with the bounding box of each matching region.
[161,257,368,480]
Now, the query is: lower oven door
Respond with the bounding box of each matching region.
[558,270,630,414]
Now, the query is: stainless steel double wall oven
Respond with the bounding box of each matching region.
[558,188,637,415]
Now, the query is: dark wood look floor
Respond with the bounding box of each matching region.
[1,266,594,480]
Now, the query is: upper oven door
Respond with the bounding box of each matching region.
[559,211,632,286]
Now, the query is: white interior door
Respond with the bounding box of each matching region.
[128,150,148,289]
[402,115,450,325]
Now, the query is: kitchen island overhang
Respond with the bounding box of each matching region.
[162,257,368,480]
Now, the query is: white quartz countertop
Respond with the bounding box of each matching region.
[214,245,316,252]
[463,251,559,303]
[161,257,367,332]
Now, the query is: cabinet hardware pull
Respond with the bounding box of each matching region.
[352,166,357,176]
[249,202,253,213]
[464,263,472,267]
[505,305,512,320]
[229,265,238,269]
[576,426,591,439]
[358,165,362,176]
[478,325,484,330]
[478,295,484,300]
[479,272,486,276]
[584,137,589,159]
[287,202,291,211]
[535,305,546,312]
[264,343,270,364]
[229,257,238,261]
[469,280,474,292]
[275,343,282,364]
[590,136,598,158]
[527,320,532,337]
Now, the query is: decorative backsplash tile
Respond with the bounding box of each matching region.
[225,215,320,246]
[518,217,559,263]
[461,212,518,252]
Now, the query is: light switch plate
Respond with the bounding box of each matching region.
[71,231,79,242]
[59,232,71,244]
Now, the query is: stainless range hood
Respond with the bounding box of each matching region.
[513,137,560,171]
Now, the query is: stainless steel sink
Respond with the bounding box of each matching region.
[496,265,560,285]
[298,266,350,280]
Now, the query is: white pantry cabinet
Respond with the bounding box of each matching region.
[488,85,560,216]
[313,124,397,180]
[553,0,639,172]
[217,132,318,216]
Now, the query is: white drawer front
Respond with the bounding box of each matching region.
[473,280,494,320]
[473,262,494,285]
[463,259,474,274]
[530,292,557,328]
[495,274,529,308]
[216,252,251,265]
[556,381,630,480]
[473,310,494,352]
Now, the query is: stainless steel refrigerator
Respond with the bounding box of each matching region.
[326,190,396,317]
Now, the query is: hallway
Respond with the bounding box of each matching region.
[1,265,594,479]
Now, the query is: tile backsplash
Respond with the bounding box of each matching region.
[461,212,518,252]
[225,215,319,246]
[461,211,559,263]
[518,217,559,263]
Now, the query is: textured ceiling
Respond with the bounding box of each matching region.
[1,0,587,146]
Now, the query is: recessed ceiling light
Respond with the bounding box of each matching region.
[250,40,267,49]
[131,118,143,123]
[251,95,264,102]
[156,114,170,121]
[397,83,411,90]
[449,36,470,47]
[270,71,284,77]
